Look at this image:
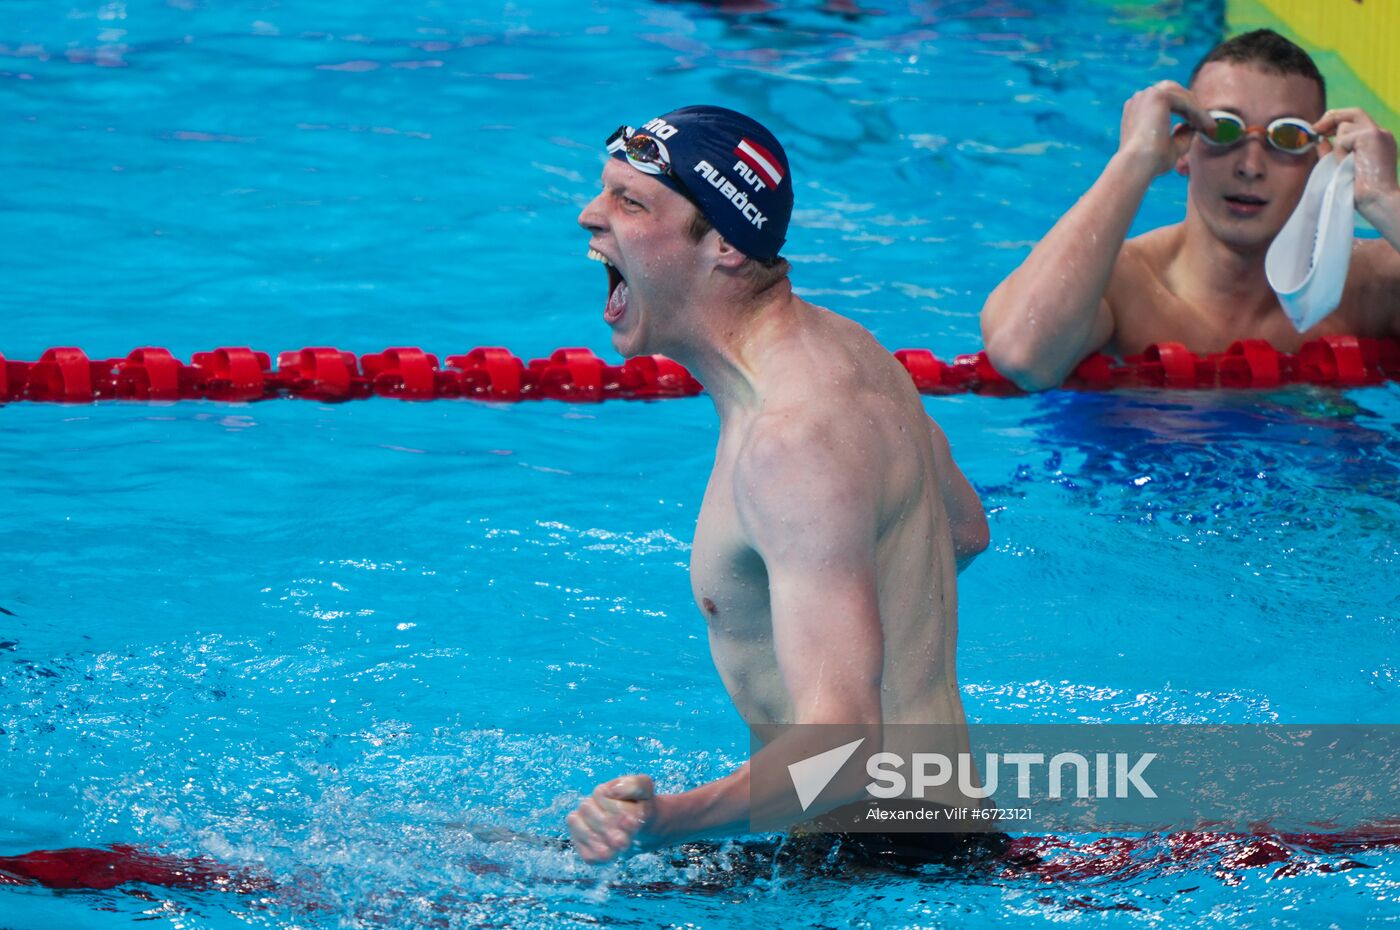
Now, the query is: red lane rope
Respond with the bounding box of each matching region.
[1,337,1396,403]
[4,829,1400,891]
[0,843,270,892]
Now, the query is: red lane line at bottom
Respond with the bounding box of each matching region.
[4,829,1398,893]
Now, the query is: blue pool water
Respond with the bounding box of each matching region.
[2,1,1398,927]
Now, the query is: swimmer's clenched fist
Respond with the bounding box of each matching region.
[566,775,655,863]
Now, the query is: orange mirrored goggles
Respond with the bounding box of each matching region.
[1202,110,1318,154]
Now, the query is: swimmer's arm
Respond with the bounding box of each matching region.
[1361,238,1400,338]
[735,417,886,731]
[640,421,888,849]
[1316,109,1400,257]
[927,417,989,572]
[1360,195,1400,337]
[1362,189,1400,262]
[1312,109,1400,335]
[980,82,1212,391]
[978,182,1121,392]
[1344,131,1400,336]
[1348,222,1400,339]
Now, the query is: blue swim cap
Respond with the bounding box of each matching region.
[607,105,793,262]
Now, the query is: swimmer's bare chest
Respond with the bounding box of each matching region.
[1109,291,1378,356]
[688,445,792,725]
[1107,240,1390,355]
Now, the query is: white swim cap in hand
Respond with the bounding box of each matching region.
[1266,153,1356,333]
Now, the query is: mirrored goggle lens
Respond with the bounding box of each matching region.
[1208,113,1245,145]
[623,134,669,172]
[1267,121,1315,153]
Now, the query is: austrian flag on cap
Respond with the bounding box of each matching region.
[735,137,784,188]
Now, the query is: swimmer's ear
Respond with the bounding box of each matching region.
[1172,125,1193,176]
[713,235,747,270]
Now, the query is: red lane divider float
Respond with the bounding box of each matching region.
[0,844,271,892]
[1,337,1396,403]
[6,830,1400,892]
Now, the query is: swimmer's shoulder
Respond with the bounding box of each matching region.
[731,400,870,514]
[1103,224,1184,345]
[1111,225,1180,297]
[748,330,897,456]
[782,302,914,396]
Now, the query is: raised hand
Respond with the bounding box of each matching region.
[1314,108,1400,227]
[1118,80,1216,177]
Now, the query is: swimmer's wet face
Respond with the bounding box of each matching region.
[579,106,795,357]
[1180,61,1323,251]
[578,158,714,358]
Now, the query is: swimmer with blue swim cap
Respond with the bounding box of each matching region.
[606,105,794,262]
[586,104,795,360]
[980,29,1400,392]
[572,105,998,866]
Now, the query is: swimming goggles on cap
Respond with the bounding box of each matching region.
[606,125,675,176]
[1202,110,1318,154]
[605,124,703,207]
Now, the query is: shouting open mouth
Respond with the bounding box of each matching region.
[588,248,629,324]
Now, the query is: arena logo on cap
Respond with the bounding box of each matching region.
[734,137,783,189]
[640,117,679,140]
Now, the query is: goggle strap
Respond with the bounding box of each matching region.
[604,125,633,155]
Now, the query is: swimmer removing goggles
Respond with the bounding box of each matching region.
[1200,109,1319,154]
